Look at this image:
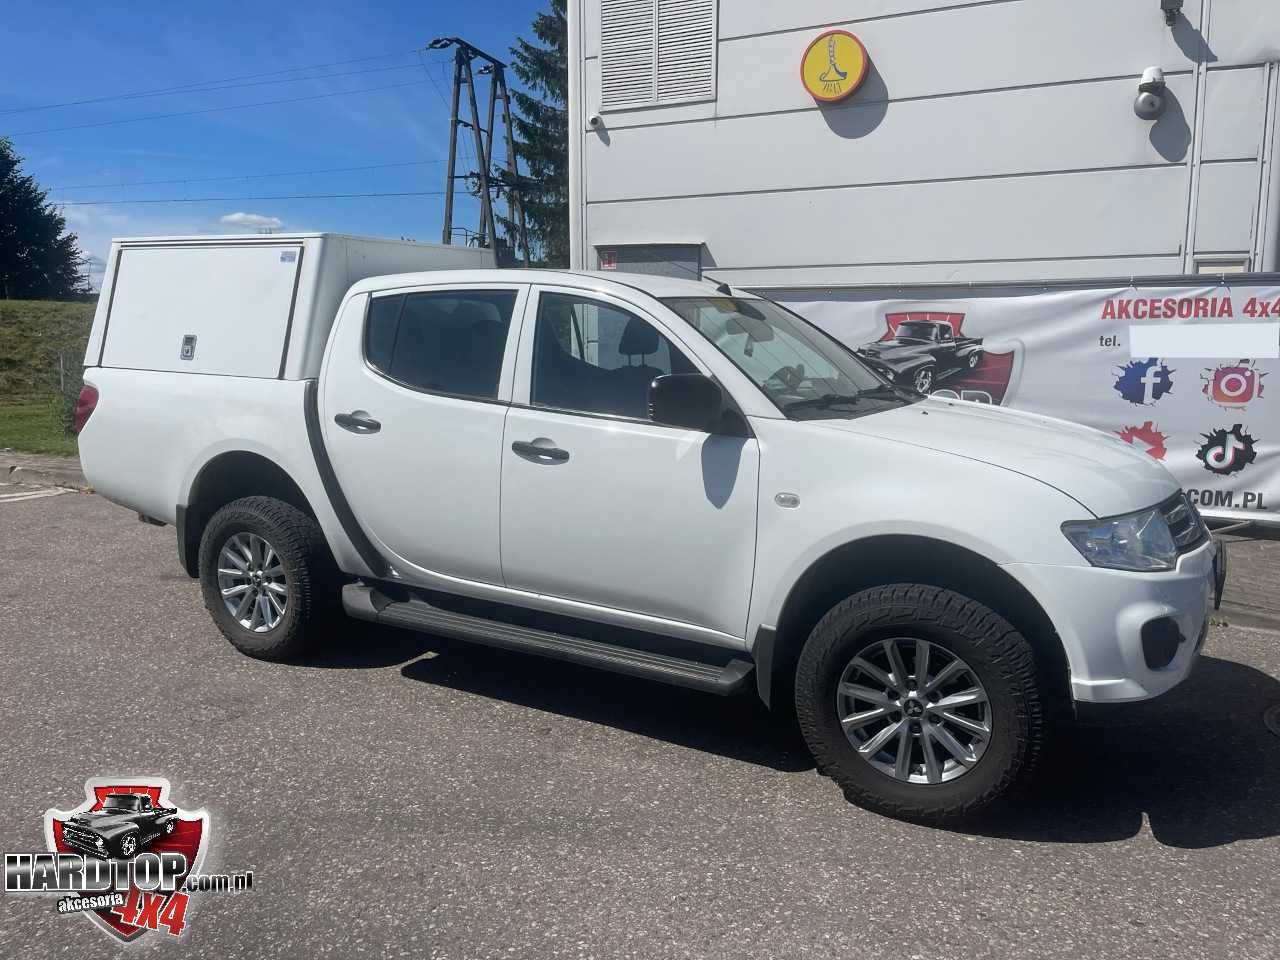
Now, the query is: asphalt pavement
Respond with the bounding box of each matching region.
[1,491,1278,959]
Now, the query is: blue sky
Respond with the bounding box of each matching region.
[0,0,547,284]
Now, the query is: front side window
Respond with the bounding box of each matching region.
[531,292,697,420]
[663,296,917,420]
[364,290,516,400]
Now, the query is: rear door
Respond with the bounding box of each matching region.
[499,286,760,642]
[320,283,526,585]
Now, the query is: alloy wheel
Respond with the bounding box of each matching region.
[217,533,288,633]
[836,637,992,784]
[913,368,934,393]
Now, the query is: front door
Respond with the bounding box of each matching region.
[320,284,525,585]
[499,288,759,643]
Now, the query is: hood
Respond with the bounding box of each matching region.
[815,398,1180,517]
[70,811,137,831]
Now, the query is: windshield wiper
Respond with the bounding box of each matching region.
[783,384,915,413]
[855,383,917,400]
[782,392,863,412]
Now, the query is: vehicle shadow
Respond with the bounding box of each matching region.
[964,655,1280,848]
[300,623,1280,846]
[394,628,816,774]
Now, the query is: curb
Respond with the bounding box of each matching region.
[1214,606,1280,635]
[5,465,92,493]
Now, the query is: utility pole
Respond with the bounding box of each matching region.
[428,37,530,265]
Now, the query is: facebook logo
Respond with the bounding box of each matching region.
[1114,358,1174,405]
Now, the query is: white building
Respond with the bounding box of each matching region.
[567,0,1280,286]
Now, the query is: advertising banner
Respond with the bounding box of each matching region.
[768,282,1280,524]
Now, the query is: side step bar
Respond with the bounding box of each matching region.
[342,583,754,696]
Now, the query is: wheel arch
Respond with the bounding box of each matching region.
[178,450,318,578]
[759,534,1070,712]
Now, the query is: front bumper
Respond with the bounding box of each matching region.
[1003,538,1221,703]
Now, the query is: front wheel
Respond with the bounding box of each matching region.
[795,584,1045,823]
[198,496,335,660]
[912,365,936,394]
[115,832,139,859]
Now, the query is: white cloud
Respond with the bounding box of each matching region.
[219,211,283,230]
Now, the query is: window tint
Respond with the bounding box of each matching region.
[531,292,696,419]
[364,290,516,399]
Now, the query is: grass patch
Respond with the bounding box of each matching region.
[0,299,95,401]
[0,299,95,456]
[0,401,79,456]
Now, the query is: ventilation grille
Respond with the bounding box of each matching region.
[657,0,716,102]
[600,0,716,109]
[601,0,657,107]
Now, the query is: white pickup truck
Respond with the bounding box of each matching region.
[77,233,1226,822]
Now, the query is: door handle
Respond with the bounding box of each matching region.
[511,438,569,463]
[334,411,381,434]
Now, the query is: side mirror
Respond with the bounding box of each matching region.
[648,373,723,432]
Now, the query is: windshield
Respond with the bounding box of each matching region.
[895,321,940,340]
[103,795,140,811]
[662,296,918,420]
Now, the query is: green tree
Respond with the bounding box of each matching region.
[503,0,569,267]
[0,138,85,299]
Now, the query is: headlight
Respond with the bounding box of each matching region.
[1061,506,1178,572]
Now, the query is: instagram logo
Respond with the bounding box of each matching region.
[1202,361,1266,409]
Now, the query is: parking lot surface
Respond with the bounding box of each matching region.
[2,492,1278,959]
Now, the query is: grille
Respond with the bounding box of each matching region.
[1162,492,1208,553]
[62,824,104,852]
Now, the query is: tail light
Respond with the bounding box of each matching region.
[71,384,99,434]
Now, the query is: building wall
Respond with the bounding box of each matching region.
[570,0,1280,287]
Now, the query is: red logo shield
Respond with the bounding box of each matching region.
[44,777,208,942]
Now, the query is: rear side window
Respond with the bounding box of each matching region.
[364,290,516,399]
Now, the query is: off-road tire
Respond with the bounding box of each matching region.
[198,496,335,661]
[795,583,1045,823]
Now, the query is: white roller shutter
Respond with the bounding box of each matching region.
[600,0,716,110]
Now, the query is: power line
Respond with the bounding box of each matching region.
[55,190,447,206]
[0,50,428,116]
[50,159,445,191]
[6,79,432,137]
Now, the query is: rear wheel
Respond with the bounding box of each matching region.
[795,583,1044,822]
[198,496,335,660]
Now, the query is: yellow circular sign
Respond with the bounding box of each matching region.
[800,30,869,103]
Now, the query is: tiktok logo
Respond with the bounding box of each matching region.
[1114,358,1175,405]
[1196,424,1259,476]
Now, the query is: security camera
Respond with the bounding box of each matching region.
[1134,67,1167,120]
[587,113,603,129]
[1161,0,1184,26]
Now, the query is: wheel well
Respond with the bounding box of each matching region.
[180,452,316,577]
[768,535,1070,710]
